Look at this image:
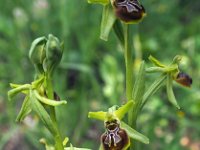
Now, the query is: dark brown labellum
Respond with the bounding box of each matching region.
[113,0,146,23]
[175,72,192,87]
[101,120,129,150]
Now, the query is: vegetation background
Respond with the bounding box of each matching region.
[0,0,200,149]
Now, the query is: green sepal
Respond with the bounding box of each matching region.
[8,84,31,101]
[100,4,116,41]
[146,66,178,73]
[88,111,106,121]
[121,121,149,144]
[30,90,58,136]
[166,74,180,109]
[34,90,67,106]
[115,100,134,120]
[113,19,124,45]
[16,96,32,122]
[87,0,109,5]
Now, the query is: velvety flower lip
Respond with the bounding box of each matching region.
[88,100,149,149]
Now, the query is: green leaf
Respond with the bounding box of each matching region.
[100,5,116,41]
[16,96,32,122]
[129,61,145,124]
[34,90,67,106]
[113,20,124,45]
[30,90,58,136]
[132,61,145,103]
[87,0,109,5]
[8,84,31,101]
[166,74,180,109]
[141,74,167,109]
[121,121,149,144]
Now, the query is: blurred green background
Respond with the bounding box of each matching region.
[0,0,200,150]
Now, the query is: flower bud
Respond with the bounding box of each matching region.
[29,37,47,74]
[45,34,64,74]
[175,72,192,87]
[112,0,146,24]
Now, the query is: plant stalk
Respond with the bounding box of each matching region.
[124,24,136,150]
[124,24,133,102]
[46,74,64,150]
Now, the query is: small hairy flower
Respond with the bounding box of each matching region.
[175,72,192,87]
[112,0,146,23]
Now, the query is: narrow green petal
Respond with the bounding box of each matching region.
[34,90,67,106]
[88,111,106,121]
[100,5,116,41]
[8,84,31,101]
[148,55,165,68]
[88,0,109,5]
[121,122,149,144]
[166,74,180,109]
[172,55,182,65]
[115,101,134,120]
[31,76,44,88]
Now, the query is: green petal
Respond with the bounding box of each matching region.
[88,111,106,121]
[87,0,109,5]
[121,121,149,144]
[166,74,180,109]
[100,5,116,41]
[34,90,67,106]
[148,55,165,68]
[115,101,134,120]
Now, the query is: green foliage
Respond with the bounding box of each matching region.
[0,0,200,150]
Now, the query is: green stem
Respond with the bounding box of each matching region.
[45,74,64,150]
[124,24,133,101]
[124,24,135,150]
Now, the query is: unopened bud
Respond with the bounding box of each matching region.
[29,37,47,74]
